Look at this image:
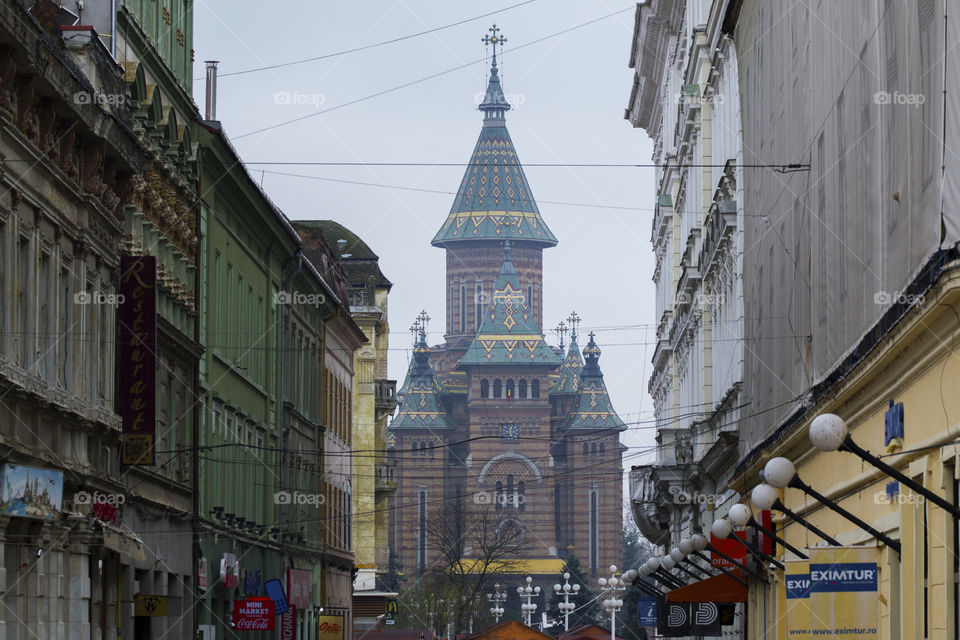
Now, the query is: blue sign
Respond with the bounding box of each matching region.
[637,597,657,626]
[264,578,290,614]
[244,569,261,596]
[785,573,811,599]
[809,563,878,593]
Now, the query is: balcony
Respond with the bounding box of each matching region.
[375,379,397,419]
[375,462,398,495]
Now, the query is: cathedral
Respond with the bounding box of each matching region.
[387,29,626,598]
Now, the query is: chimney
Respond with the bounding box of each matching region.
[204,61,219,121]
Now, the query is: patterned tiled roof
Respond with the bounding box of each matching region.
[431,59,557,248]
[458,241,562,367]
[550,334,584,395]
[558,334,626,431]
[390,338,456,430]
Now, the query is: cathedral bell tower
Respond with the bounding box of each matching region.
[431,24,557,354]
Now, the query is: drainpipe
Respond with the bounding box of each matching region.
[279,249,304,569]
[192,172,202,634]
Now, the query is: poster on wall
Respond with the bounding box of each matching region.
[288,568,311,608]
[808,547,879,639]
[0,464,63,520]
[118,255,157,466]
[784,560,811,639]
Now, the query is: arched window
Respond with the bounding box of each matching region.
[531,379,540,398]
[518,379,527,399]
[599,443,605,456]
[589,488,599,570]
[506,379,515,400]
[518,481,525,511]
[459,285,466,332]
[411,442,417,456]
[449,285,455,331]
[495,480,503,511]
[480,379,490,398]
[507,474,514,508]
[527,284,533,310]
[583,443,588,456]
[420,442,427,456]
[493,379,502,399]
[475,284,484,329]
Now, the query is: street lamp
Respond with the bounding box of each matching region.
[517,576,540,627]
[552,572,580,631]
[597,565,625,640]
[487,583,506,623]
[810,413,960,519]
[728,503,809,560]
[751,483,841,546]
[764,456,901,554]
[711,516,784,569]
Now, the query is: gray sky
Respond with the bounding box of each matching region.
[191,1,659,485]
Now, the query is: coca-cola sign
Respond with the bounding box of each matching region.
[233,597,276,631]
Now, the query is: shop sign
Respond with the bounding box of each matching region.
[134,594,168,617]
[317,615,344,640]
[288,568,311,608]
[232,597,275,631]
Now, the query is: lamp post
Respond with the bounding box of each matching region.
[517,576,540,627]
[810,413,960,519]
[751,483,842,546]
[487,583,506,623]
[598,565,625,640]
[764,457,901,554]
[728,503,809,559]
[552,572,580,631]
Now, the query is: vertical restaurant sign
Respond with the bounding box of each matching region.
[118,255,157,466]
[317,615,344,640]
[808,547,879,639]
[288,568,311,608]
[784,559,811,639]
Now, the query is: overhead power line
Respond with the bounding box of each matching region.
[232,6,637,140]
[195,0,537,79]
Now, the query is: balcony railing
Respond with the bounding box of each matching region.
[375,379,397,418]
[375,462,398,494]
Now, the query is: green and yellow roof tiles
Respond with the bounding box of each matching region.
[551,336,584,395]
[558,334,626,431]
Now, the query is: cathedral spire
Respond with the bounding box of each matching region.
[479,24,510,119]
[558,333,627,431]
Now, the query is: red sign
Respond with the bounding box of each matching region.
[288,569,311,608]
[118,255,157,465]
[281,605,297,640]
[710,531,748,568]
[758,509,774,556]
[93,501,117,524]
[233,597,275,631]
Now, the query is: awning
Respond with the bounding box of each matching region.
[665,572,747,603]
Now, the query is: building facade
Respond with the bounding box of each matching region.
[291,220,399,634]
[388,43,627,621]
[626,0,960,637]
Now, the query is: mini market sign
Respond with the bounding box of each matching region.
[233,597,275,631]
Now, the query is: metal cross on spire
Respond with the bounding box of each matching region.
[481,23,507,66]
[567,311,581,341]
[555,321,568,350]
[417,310,431,340]
[410,319,420,346]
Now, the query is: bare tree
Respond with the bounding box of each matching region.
[403,501,531,635]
